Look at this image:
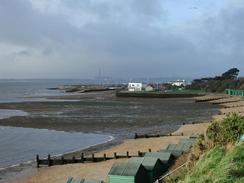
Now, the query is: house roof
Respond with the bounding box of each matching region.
[108,162,142,176]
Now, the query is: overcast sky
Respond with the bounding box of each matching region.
[0,0,243,79]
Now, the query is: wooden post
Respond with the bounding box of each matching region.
[126,151,129,158]
[92,153,95,162]
[149,149,152,152]
[138,151,141,157]
[72,156,76,163]
[114,152,117,159]
[36,154,40,168]
[134,133,138,139]
[61,156,64,165]
[48,154,51,167]
[103,153,106,161]
[81,153,84,163]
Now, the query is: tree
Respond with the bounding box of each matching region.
[221,68,239,80]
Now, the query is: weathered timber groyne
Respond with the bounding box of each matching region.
[36,150,151,168]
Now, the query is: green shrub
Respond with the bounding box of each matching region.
[207,113,244,145]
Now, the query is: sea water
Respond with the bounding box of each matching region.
[0,126,113,169]
[0,79,113,169]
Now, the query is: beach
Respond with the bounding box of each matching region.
[0,86,221,183]
[11,123,209,183]
[9,93,244,183]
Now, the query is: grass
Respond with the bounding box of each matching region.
[180,141,244,183]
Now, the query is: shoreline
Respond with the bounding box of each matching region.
[0,94,221,183]
[11,123,211,183]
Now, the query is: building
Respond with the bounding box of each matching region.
[128,83,143,92]
[171,80,186,87]
[128,157,167,183]
[108,162,148,183]
[145,85,154,92]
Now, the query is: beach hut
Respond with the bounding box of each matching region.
[108,162,148,183]
[225,89,244,96]
[190,133,200,139]
[159,149,183,158]
[144,152,175,166]
[128,157,167,183]
[66,178,103,183]
[177,139,195,152]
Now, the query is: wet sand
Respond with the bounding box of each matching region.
[0,91,218,138]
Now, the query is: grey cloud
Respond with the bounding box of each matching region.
[0,0,244,78]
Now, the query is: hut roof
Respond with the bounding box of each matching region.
[144,152,173,164]
[178,138,195,145]
[108,162,142,176]
[83,180,103,183]
[66,178,103,183]
[164,139,196,153]
[190,133,200,139]
[128,157,161,171]
[159,149,183,158]
[166,144,177,151]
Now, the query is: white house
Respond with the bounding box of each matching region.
[171,80,186,87]
[128,83,143,92]
[145,85,154,92]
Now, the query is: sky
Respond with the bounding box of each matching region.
[0,0,243,79]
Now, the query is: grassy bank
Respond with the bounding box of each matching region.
[168,114,244,183]
[181,142,243,183]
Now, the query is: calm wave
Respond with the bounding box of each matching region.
[0,126,112,169]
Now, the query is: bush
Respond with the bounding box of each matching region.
[207,113,244,145]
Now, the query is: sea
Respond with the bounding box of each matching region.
[0,79,114,169]
[0,78,216,173]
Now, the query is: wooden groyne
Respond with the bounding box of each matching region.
[194,94,228,103]
[134,132,184,139]
[134,122,204,139]
[36,150,151,168]
[220,101,244,108]
[210,97,242,105]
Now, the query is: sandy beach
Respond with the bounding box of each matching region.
[6,93,244,183]
[11,123,209,183]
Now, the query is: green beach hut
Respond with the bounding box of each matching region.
[189,133,200,139]
[144,152,175,166]
[128,157,167,183]
[225,89,244,96]
[159,144,183,158]
[108,162,148,183]
[177,138,195,152]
